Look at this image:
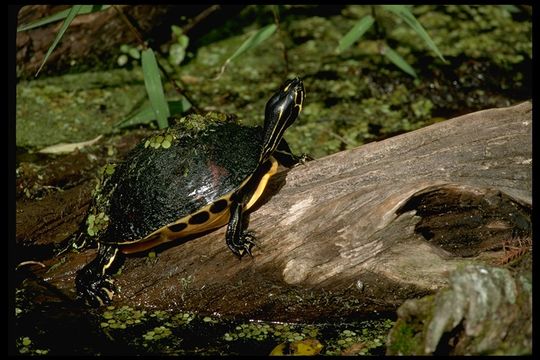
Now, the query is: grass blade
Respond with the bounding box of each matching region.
[35,5,83,77]
[228,23,277,63]
[382,5,446,62]
[141,49,171,129]
[215,24,277,79]
[336,15,374,53]
[117,99,191,128]
[381,44,417,78]
[18,5,110,32]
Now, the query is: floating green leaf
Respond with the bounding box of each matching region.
[141,49,171,129]
[382,5,446,62]
[117,99,191,128]
[336,15,375,53]
[215,24,277,79]
[35,5,83,77]
[17,5,111,32]
[381,45,417,78]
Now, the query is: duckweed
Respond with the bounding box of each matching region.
[99,305,148,330]
[222,322,319,343]
[150,310,170,321]
[86,211,110,236]
[217,318,395,355]
[320,319,394,356]
[144,133,175,149]
[16,336,49,356]
[103,163,116,175]
[170,311,196,326]
[202,316,219,324]
[143,326,173,342]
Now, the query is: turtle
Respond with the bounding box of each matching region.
[76,77,305,306]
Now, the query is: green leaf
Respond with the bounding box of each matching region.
[178,34,189,48]
[116,99,191,128]
[215,24,277,78]
[382,45,417,78]
[228,24,277,63]
[336,15,375,53]
[120,44,130,53]
[35,5,83,77]
[500,5,520,13]
[141,49,171,129]
[171,25,183,37]
[128,47,141,60]
[169,35,190,65]
[17,5,110,32]
[382,5,446,62]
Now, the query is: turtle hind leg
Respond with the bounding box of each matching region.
[75,244,122,307]
[225,201,256,258]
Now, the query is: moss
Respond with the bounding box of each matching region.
[386,322,424,355]
[16,68,147,149]
[402,5,532,68]
[104,163,116,175]
[386,265,532,355]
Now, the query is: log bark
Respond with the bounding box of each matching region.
[25,101,532,321]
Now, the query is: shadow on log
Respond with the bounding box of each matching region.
[25,101,532,321]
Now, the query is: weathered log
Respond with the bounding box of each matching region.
[31,101,531,321]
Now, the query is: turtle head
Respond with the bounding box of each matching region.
[261,77,304,161]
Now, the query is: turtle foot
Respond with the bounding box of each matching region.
[294,153,313,166]
[75,267,116,307]
[228,230,257,258]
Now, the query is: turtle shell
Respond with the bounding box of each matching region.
[90,114,264,247]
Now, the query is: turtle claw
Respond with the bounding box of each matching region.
[228,231,257,258]
[76,268,116,307]
[87,277,115,307]
[293,153,313,167]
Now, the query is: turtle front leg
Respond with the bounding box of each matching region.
[225,201,256,257]
[274,139,312,167]
[75,244,122,306]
